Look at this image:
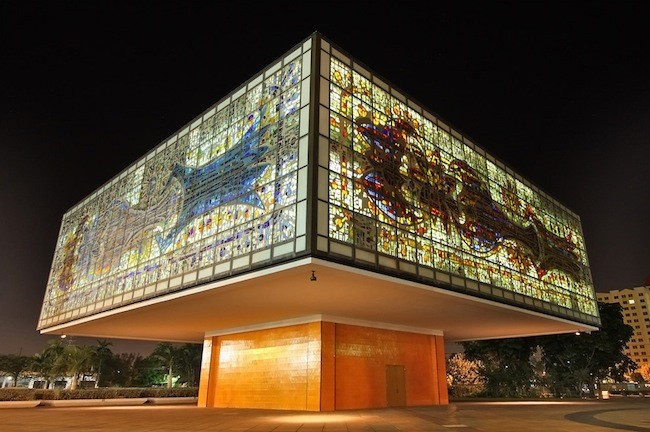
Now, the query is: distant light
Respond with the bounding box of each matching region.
[575,331,580,335]
[60,334,67,339]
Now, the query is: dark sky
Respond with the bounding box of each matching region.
[1,1,649,356]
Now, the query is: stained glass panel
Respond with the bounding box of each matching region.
[40,54,307,327]
[326,55,598,318]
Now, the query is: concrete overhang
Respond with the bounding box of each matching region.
[40,257,598,343]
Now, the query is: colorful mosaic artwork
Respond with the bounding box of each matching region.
[326,56,597,317]
[40,39,597,329]
[40,59,304,325]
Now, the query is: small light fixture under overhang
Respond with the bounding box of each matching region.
[310,270,317,282]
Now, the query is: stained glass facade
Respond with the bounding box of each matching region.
[39,41,313,329]
[316,42,598,324]
[39,33,599,332]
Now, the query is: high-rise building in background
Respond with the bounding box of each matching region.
[38,32,600,411]
[597,286,650,370]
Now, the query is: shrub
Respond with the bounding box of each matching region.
[0,387,198,401]
[0,389,36,401]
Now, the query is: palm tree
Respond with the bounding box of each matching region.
[53,344,96,390]
[176,343,202,387]
[42,338,65,361]
[93,339,113,387]
[29,353,54,388]
[151,342,181,388]
[33,338,66,388]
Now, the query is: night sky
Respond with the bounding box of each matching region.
[1,1,649,356]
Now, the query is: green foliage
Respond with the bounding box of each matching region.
[459,302,636,399]
[0,354,31,387]
[8,338,200,390]
[461,337,538,397]
[132,355,166,387]
[446,352,485,397]
[52,344,97,390]
[176,343,202,387]
[149,342,202,388]
[536,302,636,397]
[639,364,650,382]
[98,352,154,387]
[94,339,113,387]
[151,342,179,388]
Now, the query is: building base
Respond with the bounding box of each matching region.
[198,320,448,411]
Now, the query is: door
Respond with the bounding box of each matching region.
[386,365,406,406]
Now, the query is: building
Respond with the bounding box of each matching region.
[597,286,650,370]
[38,32,600,411]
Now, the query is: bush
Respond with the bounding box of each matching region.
[0,387,198,401]
[0,389,36,401]
[449,383,484,398]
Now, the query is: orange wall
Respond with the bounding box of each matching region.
[433,335,449,404]
[197,338,212,407]
[334,324,443,409]
[202,321,447,411]
[210,322,322,410]
[320,321,336,411]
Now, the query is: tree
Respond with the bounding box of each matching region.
[52,344,96,390]
[536,302,636,398]
[446,352,485,397]
[151,342,182,388]
[93,339,113,387]
[176,344,202,387]
[462,337,538,397]
[29,353,54,388]
[30,338,66,388]
[0,354,31,387]
[132,354,166,387]
[94,352,136,387]
[42,338,65,363]
[639,363,650,382]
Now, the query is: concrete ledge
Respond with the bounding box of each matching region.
[0,400,41,409]
[39,398,148,407]
[146,397,198,405]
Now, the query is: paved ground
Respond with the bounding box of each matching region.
[0,398,648,431]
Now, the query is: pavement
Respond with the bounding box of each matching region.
[0,398,648,431]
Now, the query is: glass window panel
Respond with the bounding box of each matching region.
[329,112,354,149]
[352,70,372,104]
[377,223,397,256]
[329,172,353,209]
[330,57,352,88]
[272,205,296,243]
[329,205,353,244]
[397,230,417,262]
[353,213,376,250]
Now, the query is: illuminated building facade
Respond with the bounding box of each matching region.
[39,32,600,411]
[597,286,650,370]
